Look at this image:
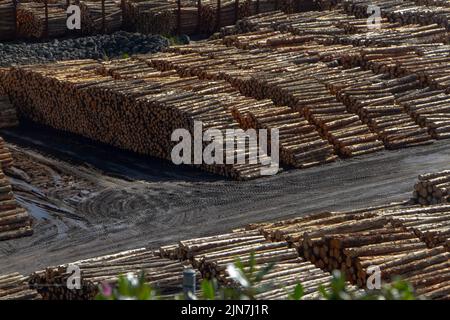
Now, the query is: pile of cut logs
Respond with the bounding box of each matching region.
[0,96,19,129]
[0,137,13,169]
[29,248,199,300]
[413,171,450,205]
[162,228,363,299]
[2,60,276,180]
[397,88,450,139]
[0,0,16,40]
[319,66,434,149]
[16,2,67,39]
[342,0,450,30]
[79,0,123,34]
[0,139,33,241]
[313,223,450,299]
[357,45,450,93]
[384,204,450,249]
[122,1,178,34]
[0,273,41,300]
[245,201,450,299]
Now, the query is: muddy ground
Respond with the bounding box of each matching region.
[1,123,449,275]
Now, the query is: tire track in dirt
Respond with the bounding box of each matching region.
[0,126,449,274]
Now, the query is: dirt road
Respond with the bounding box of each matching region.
[1,124,449,274]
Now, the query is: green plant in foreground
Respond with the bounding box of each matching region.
[200,252,275,300]
[95,257,417,300]
[317,271,416,300]
[96,272,159,300]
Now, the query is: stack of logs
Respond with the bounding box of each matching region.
[0,273,41,300]
[397,88,450,139]
[161,228,363,299]
[79,0,123,35]
[0,0,16,40]
[342,0,450,30]
[0,136,13,169]
[2,60,275,180]
[29,248,200,300]
[413,170,450,205]
[101,56,338,169]
[0,96,19,129]
[16,2,67,39]
[247,201,450,299]
[0,138,33,241]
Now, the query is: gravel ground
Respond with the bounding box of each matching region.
[1,124,449,274]
[0,31,169,67]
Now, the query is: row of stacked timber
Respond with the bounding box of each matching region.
[3,200,450,299]
[79,0,123,35]
[413,170,450,205]
[147,48,383,157]
[0,273,41,300]
[0,137,13,169]
[397,88,450,139]
[122,0,318,35]
[318,67,434,149]
[160,229,363,299]
[16,2,67,39]
[0,138,33,241]
[1,60,275,180]
[0,0,15,40]
[29,248,200,300]
[98,57,338,169]
[245,202,450,299]
[152,39,438,150]
[384,204,450,250]
[351,45,450,94]
[0,96,19,129]
[342,0,450,30]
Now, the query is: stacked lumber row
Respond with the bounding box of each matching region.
[0,140,33,241]
[245,202,450,298]
[336,23,448,46]
[150,49,384,160]
[247,205,397,244]
[79,0,122,35]
[305,99,384,157]
[412,171,450,205]
[382,204,450,249]
[2,61,274,180]
[16,2,67,39]
[0,96,19,129]
[98,57,336,169]
[342,0,450,30]
[0,0,16,40]
[161,229,364,300]
[29,248,199,300]
[198,0,315,33]
[0,273,41,300]
[238,106,338,168]
[319,66,434,149]
[122,0,179,34]
[356,45,450,93]
[222,8,448,46]
[397,88,450,139]
[0,137,13,169]
[309,223,450,299]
